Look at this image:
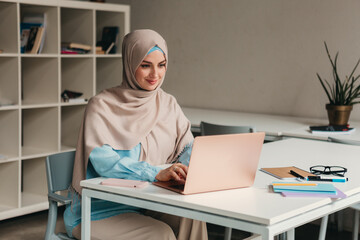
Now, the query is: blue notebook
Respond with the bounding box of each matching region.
[272,182,337,194]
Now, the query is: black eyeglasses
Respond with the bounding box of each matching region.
[310,165,347,177]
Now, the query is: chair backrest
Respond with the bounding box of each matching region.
[200,121,256,136]
[45,151,76,194]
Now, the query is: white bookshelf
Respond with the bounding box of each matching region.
[0,0,130,220]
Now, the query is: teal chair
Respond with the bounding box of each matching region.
[45,151,76,240]
[200,121,256,240]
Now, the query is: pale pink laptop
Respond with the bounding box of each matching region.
[153,132,265,195]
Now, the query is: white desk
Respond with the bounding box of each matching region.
[182,107,360,143]
[81,139,360,240]
[282,122,360,144]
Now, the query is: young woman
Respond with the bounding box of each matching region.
[65,29,208,240]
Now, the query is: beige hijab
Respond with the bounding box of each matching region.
[72,29,193,194]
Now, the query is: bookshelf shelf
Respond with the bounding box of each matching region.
[0,0,130,220]
[61,105,86,148]
[0,161,20,213]
[0,110,19,159]
[21,157,48,207]
[22,57,59,105]
[61,57,94,101]
[96,57,123,93]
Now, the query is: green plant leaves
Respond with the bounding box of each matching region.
[317,41,360,105]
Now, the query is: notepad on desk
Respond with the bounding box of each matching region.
[270,181,347,198]
[271,182,337,194]
[260,166,316,180]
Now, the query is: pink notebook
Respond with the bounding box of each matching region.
[101,178,149,189]
[153,132,265,195]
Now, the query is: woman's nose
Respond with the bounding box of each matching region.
[149,67,158,78]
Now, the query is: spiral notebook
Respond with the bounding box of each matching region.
[260,166,317,180]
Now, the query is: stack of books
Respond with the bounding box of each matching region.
[96,46,104,54]
[61,42,91,54]
[271,182,346,198]
[20,13,46,54]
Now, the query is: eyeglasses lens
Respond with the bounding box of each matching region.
[310,166,346,177]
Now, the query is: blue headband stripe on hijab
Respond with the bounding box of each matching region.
[147,46,164,55]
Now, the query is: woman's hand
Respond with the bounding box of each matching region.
[155,163,188,183]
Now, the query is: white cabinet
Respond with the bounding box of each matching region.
[0,0,130,220]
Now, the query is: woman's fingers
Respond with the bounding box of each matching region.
[172,163,188,179]
[156,163,188,182]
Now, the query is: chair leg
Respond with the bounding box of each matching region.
[318,215,329,240]
[224,227,232,240]
[337,210,344,232]
[45,200,58,240]
[353,210,359,240]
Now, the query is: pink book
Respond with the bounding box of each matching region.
[101,178,149,189]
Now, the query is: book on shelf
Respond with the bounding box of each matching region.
[61,42,91,54]
[97,26,119,54]
[61,48,90,54]
[21,23,42,53]
[20,13,46,53]
[309,125,355,135]
[25,26,39,53]
[26,27,44,54]
[105,42,115,54]
[96,46,105,54]
[61,42,92,51]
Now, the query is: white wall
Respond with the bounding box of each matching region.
[110,0,360,122]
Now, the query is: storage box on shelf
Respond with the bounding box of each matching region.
[0,0,130,220]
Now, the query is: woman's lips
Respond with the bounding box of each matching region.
[146,79,157,85]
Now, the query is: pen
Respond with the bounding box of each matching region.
[307,176,348,182]
[289,170,306,180]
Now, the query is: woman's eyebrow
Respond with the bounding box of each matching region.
[141,60,166,64]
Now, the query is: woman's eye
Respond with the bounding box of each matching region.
[140,64,150,68]
[159,63,166,68]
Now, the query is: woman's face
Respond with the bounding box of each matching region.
[135,50,166,91]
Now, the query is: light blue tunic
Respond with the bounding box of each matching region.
[63,143,192,237]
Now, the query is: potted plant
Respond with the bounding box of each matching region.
[317,42,360,125]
